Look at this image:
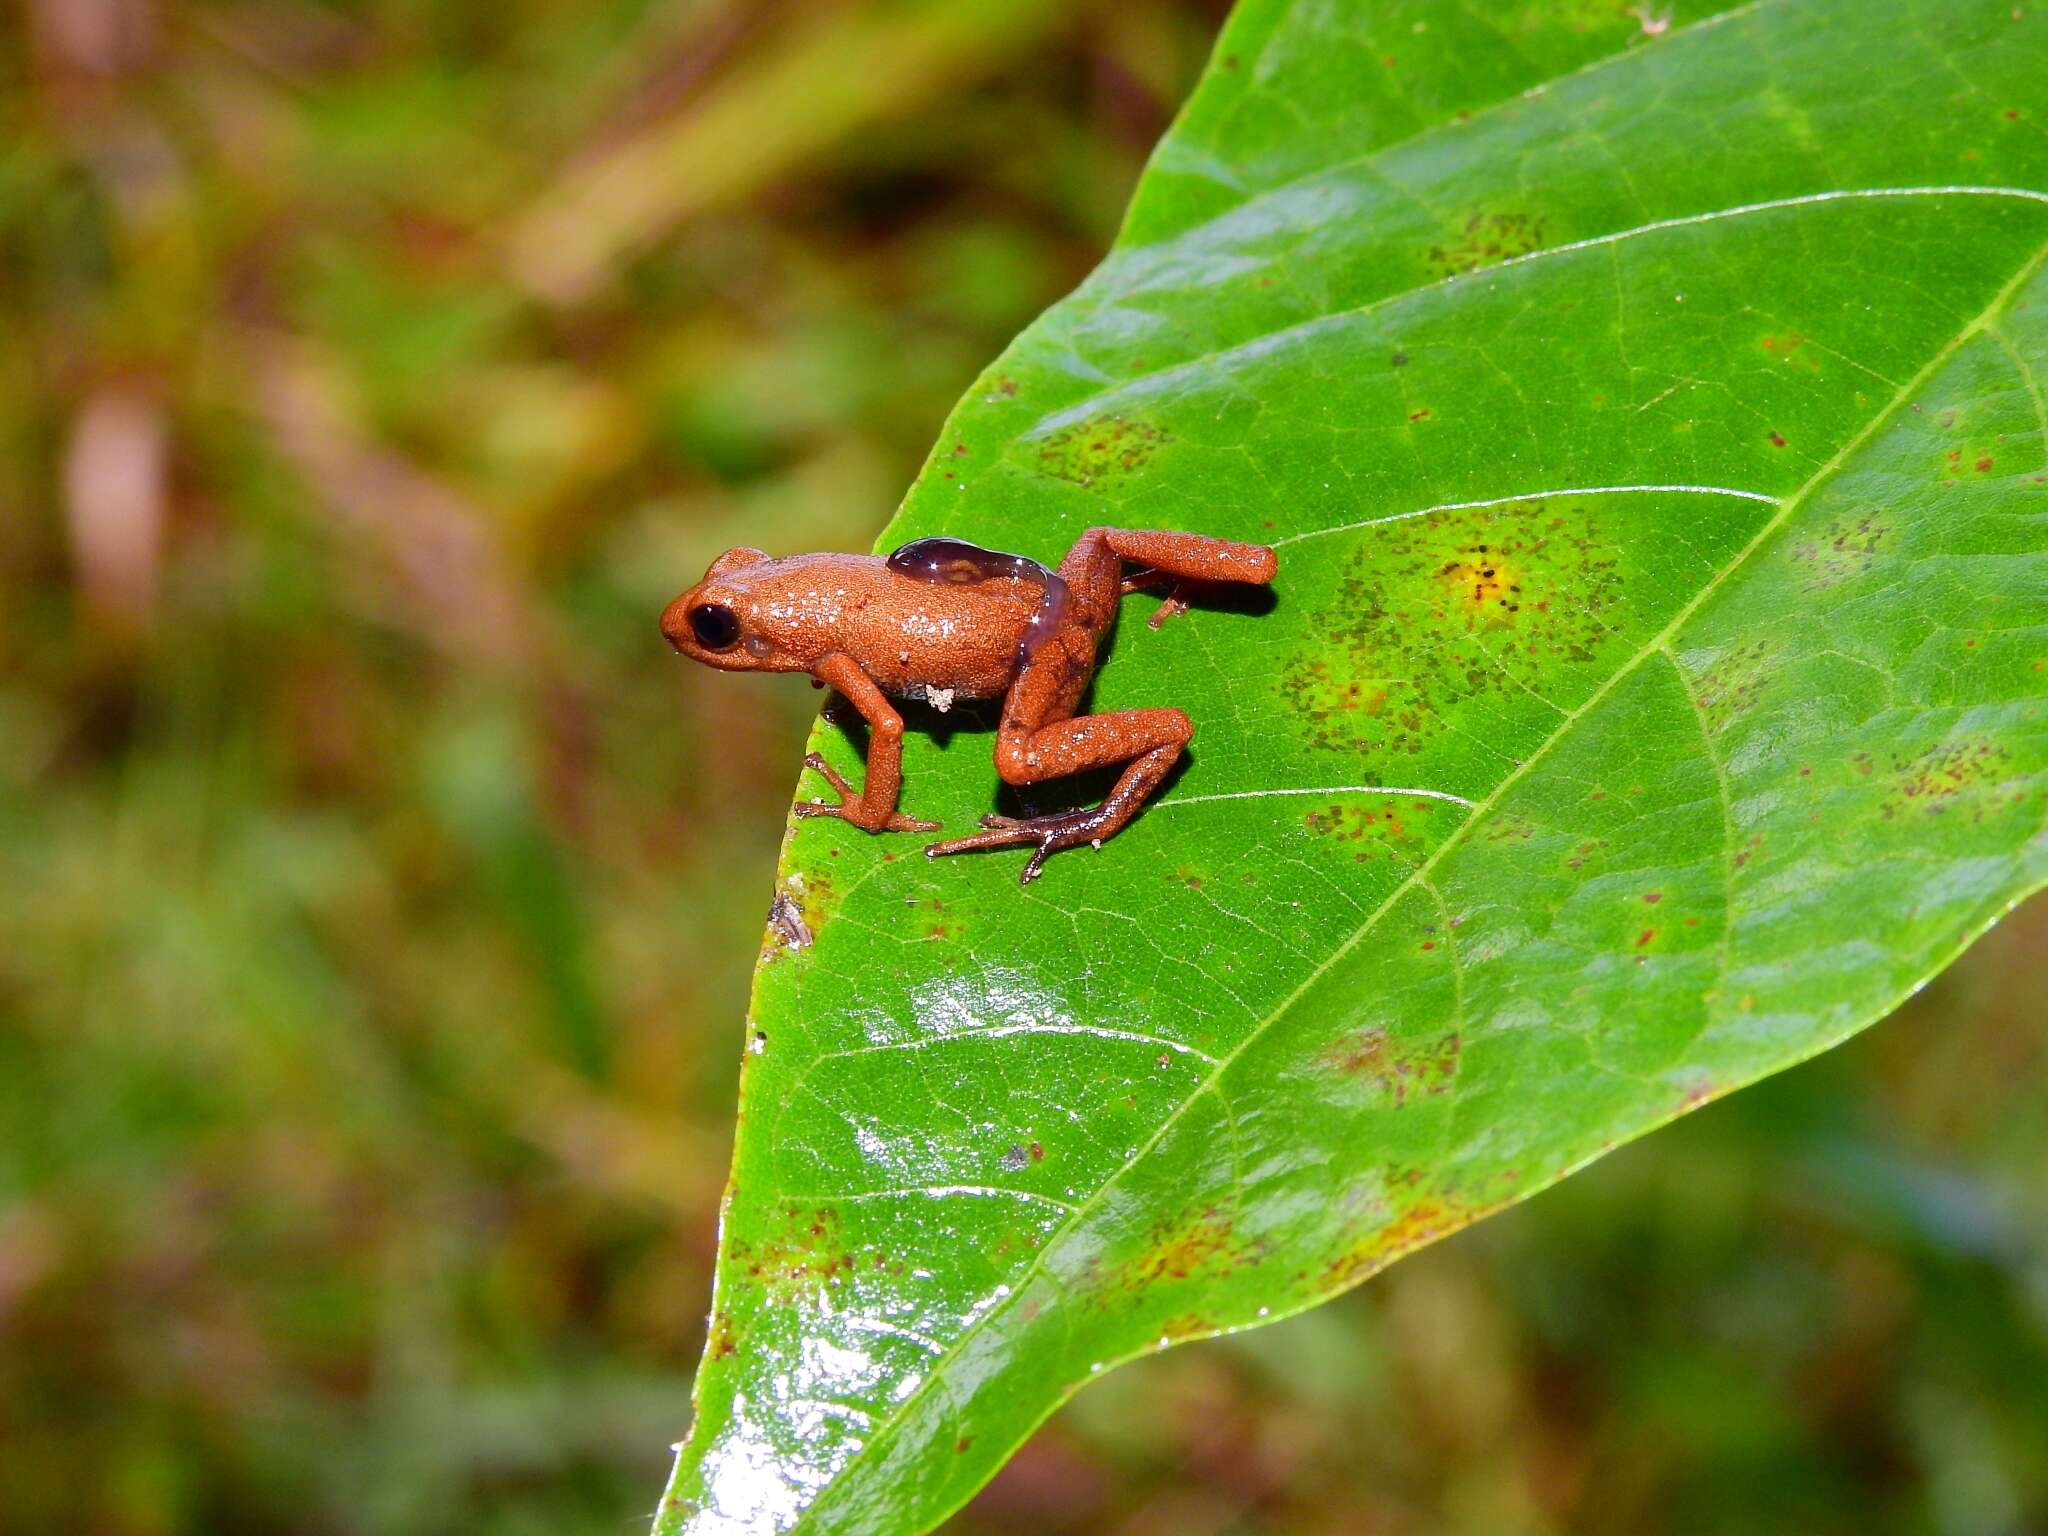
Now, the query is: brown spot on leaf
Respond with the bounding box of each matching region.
[708,1312,739,1359]
[1095,1206,1263,1297]
[1883,740,2026,821]
[1787,514,1888,591]
[1483,812,1538,843]
[732,1205,868,1301]
[1317,1027,1462,1105]
[1303,798,1435,863]
[1689,639,1774,733]
[1155,1312,1217,1344]
[1277,498,1624,768]
[1318,1189,1493,1292]
[1032,414,1171,488]
[1565,834,1608,872]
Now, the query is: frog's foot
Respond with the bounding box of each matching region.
[1145,585,1189,629]
[924,806,1115,884]
[1117,569,1191,629]
[795,753,939,834]
[794,797,941,835]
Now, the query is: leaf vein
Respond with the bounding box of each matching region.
[1041,188,2048,440]
[810,1023,1221,1067]
[1271,484,1778,549]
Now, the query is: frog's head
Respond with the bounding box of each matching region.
[661,546,800,671]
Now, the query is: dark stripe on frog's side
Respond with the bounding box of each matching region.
[885,537,1071,670]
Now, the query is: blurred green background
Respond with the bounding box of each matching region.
[0,2,2043,1533]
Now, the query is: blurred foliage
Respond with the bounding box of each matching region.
[0,2,2041,1535]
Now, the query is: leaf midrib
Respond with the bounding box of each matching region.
[796,226,2048,1531]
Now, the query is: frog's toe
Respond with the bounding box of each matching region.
[927,806,1107,881]
[796,796,936,835]
[802,752,855,799]
[925,824,1028,859]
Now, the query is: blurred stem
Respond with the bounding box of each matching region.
[505,0,1085,304]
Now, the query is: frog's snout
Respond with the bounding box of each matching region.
[659,589,699,653]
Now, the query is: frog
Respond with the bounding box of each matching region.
[661,526,1278,882]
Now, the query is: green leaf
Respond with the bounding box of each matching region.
[657,1,2048,1530]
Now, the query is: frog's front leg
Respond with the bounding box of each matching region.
[795,653,940,834]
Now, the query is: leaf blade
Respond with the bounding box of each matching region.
[658,2,2048,1531]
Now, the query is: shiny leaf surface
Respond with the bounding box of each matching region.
[658,1,2048,1530]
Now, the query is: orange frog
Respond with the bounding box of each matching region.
[662,528,1278,882]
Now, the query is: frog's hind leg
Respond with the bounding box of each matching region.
[923,707,1190,884]
[1093,526,1277,628]
[926,527,1272,882]
[924,627,1191,883]
[1088,527,1277,586]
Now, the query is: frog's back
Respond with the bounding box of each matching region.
[885,537,1072,686]
[746,547,1039,700]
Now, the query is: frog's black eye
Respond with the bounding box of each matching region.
[688,603,741,651]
